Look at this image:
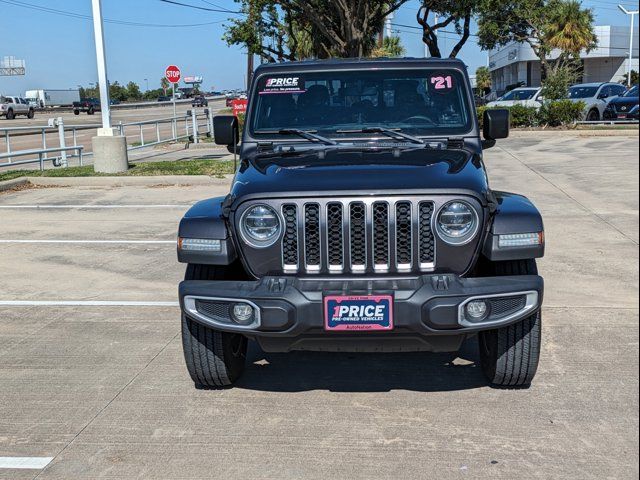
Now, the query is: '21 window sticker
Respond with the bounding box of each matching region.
[429,73,455,94]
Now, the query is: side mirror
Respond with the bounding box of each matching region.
[483,109,509,149]
[213,115,239,147]
[598,92,608,100]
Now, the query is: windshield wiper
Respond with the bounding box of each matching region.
[336,127,426,145]
[272,129,338,146]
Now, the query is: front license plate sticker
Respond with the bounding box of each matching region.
[324,295,393,331]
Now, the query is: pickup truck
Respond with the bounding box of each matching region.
[73,98,101,115]
[0,96,35,119]
[177,58,545,389]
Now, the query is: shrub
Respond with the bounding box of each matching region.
[477,105,538,129]
[538,100,585,127]
[507,105,540,127]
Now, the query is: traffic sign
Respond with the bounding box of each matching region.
[165,65,181,84]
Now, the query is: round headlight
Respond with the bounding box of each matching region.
[241,204,281,247]
[437,201,478,245]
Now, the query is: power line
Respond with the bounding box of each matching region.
[158,0,241,14]
[0,0,228,27]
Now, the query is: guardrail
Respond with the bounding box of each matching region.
[574,119,639,125]
[34,95,225,113]
[0,146,84,170]
[0,109,214,169]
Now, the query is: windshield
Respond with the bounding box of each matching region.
[568,86,598,99]
[624,85,639,97]
[500,89,537,101]
[251,69,472,138]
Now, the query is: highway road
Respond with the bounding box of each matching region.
[0,99,227,168]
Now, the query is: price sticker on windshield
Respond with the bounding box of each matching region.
[429,73,455,94]
[259,76,306,95]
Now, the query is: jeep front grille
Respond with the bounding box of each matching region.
[280,199,435,275]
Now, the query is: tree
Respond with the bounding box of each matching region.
[621,70,639,86]
[475,66,491,93]
[224,0,410,61]
[371,36,406,58]
[125,81,142,101]
[160,77,170,95]
[477,0,596,80]
[416,0,477,58]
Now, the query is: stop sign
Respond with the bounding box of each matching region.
[165,65,181,84]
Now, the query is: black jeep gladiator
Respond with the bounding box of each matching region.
[177,58,545,388]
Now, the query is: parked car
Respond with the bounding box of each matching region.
[566,82,627,121]
[192,95,208,107]
[486,87,543,108]
[73,98,101,115]
[0,95,35,119]
[603,85,639,121]
[177,58,546,389]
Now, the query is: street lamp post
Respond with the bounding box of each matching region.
[90,0,128,173]
[618,5,639,87]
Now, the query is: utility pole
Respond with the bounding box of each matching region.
[247,51,254,90]
[90,0,128,173]
[618,5,638,87]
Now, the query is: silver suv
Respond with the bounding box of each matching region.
[0,95,35,120]
[567,82,627,121]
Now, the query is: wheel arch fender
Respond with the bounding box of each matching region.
[483,191,545,261]
[178,196,237,265]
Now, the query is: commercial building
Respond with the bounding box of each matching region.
[488,25,639,95]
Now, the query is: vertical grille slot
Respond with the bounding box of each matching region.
[395,201,412,271]
[282,204,298,272]
[326,203,344,272]
[349,202,367,272]
[304,204,321,272]
[419,201,435,270]
[373,202,390,271]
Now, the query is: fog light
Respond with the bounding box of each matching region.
[465,300,489,322]
[231,303,254,324]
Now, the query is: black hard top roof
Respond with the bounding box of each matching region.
[254,57,467,74]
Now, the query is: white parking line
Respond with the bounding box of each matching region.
[0,205,191,209]
[0,240,175,244]
[0,457,53,469]
[0,301,179,307]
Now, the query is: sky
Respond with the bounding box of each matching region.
[0,0,638,95]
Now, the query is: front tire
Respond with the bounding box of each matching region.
[478,259,542,387]
[181,264,247,388]
[587,109,600,122]
[27,109,34,119]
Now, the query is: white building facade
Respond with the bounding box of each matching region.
[488,26,639,94]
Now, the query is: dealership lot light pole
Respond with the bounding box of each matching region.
[618,5,638,87]
[90,0,128,173]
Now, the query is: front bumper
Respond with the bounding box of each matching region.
[179,274,543,352]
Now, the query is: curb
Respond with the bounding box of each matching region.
[0,177,29,192]
[0,175,233,190]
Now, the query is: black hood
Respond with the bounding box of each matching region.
[608,95,639,109]
[230,148,490,203]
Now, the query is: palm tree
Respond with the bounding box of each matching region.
[160,77,170,96]
[475,66,492,93]
[545,0,597,56]
[371,36,406,58]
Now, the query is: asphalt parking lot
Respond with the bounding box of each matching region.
[0,131,638,479]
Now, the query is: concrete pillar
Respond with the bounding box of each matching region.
[92,130,128,173]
